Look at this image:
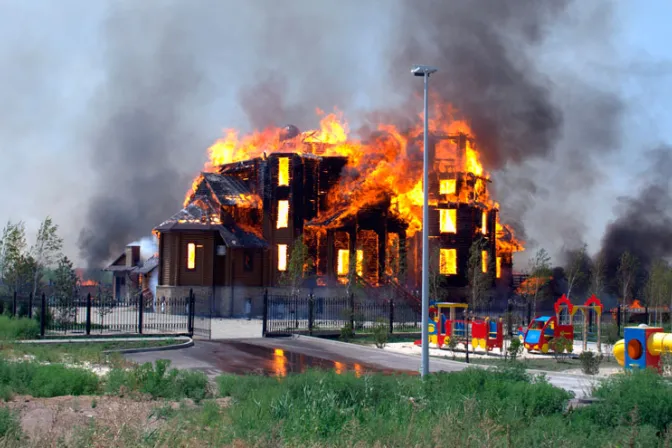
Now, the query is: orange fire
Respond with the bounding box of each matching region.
[186,103,524,254]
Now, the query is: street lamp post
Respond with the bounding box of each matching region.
[411,64,438,377]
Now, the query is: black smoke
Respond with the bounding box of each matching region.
[601,147,672,278]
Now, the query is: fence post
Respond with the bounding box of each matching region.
[389,299,394,335]
[40,293,46,337]
[526,302,532,325]
[85,293,92,336]
[12,291,17,317]
[616,304,622,336]
[349,293,355,331]
[188,290,195,335]
[262,289,268,337]
[308,294,314,336]
[138,293,144,335]
[28,292,33,319]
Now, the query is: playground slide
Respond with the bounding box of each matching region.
[648,332,672,356]
[613,339,625,367]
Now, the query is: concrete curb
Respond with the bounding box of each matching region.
[9,336,194,355]
[294,334,599,380]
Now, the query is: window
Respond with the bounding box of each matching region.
[439,248,457,275]
[496,257,502,279]
[481,211,488,235]
[276,200,289,229]
[439,179,456,195]
[277,244,288,271]
[243,250,254,272]
[278,157,289,186]
[439,209,457,234]
[337,249,349,276]
[481,250,488,274]
[187,243,196,270]
[356,249,364,277]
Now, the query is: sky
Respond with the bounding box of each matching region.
[0,1,671,269]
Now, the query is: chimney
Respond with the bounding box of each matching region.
[125,245,140,268]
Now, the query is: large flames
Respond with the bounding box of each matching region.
[185,103,524,256]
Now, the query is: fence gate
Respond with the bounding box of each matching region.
[189,290,212,340]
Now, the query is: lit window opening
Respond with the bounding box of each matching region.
[276,200,289,229]
[439,179,456,195]
[278,157,290,186]
[439,209,457,234]
[482,211,488,235]
[356,249,364,277]
[187,243,196,270]
[337,249,350,276]
[440,248,457,275]
[496,257,502,279]
[481,250,488,273]
[277,244,288,271]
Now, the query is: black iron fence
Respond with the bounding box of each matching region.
[0,290,207,338]
[262,292,421,336]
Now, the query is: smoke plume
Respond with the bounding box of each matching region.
[601,147,672,275]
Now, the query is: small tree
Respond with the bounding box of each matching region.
[466,239,493,309]
[29,217,63,299]
[645,259,670,326]
[279,235,314,297]
[96,283,114,328]
[517,248,552,317]
[52,256,79,325]
[428,245,446,302]
[588,250,606,299]
[618,251,639,307]
[0,221,28,295]
[564,244,588,301]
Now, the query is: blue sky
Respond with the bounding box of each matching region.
[0,1,671,268]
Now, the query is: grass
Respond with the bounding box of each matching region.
[0,317,39,341]
[0,339,179,366]
[434,354,621,372]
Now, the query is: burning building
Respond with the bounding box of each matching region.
[150,109,523,315]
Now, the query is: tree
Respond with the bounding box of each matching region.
[96,283,114,327]
[564,244,588,301]
[52,256,79,324]
[645,259,670,326]
[466,239,493,309]
[588,251,606,298]
[517,248,552,317]
[0,221,32,295]
[428,245,446,302]
[30,217,63,299]
[617,251,639,307]
[279,235,314,297]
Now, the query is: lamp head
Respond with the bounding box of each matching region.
[411,65,438,77]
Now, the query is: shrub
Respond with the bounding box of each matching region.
[339,323,354,342]
[0,316,40,340]
[553,336,571,362]
[372,319,388,349]
[507,337,523,361]
[578,351,602,375]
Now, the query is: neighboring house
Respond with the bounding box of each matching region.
[104,245,159,308]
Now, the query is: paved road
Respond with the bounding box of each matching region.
[125,336,598,398]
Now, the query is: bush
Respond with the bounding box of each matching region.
[0,316,40,340]
[372,319,388,349]
[105,360,209,402]
[507,337,523,361]
[339,323,354,342]
[578,351,603,375]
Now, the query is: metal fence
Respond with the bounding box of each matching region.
[262,292,421,336]
[0,290,205,338]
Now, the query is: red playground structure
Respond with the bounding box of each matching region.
[471,318,504,352]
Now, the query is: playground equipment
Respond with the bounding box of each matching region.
[613,325,672,371]
[555,294,604,353]
[471,317,504,352]
[523,315,574,354]
[414,302,469,349]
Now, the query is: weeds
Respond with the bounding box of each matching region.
[507,337,523,361]
[0,408,20,440]
[372,319,389,349]
[0,317,39,341]
[0,359,99,398]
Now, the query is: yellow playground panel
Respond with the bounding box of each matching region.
[428,302,469,347]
